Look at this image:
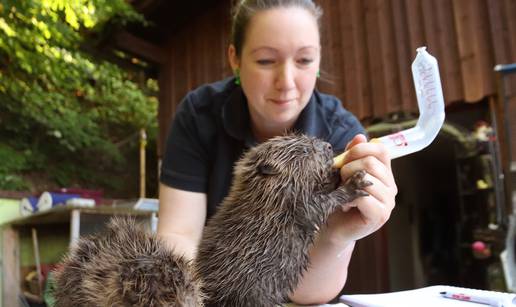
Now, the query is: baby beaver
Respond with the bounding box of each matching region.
[195,134,371,306]
[53,217,203,307]
[53,134,371,307]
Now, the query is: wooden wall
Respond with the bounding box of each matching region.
[154,0,516,293]
[157,2,232,154]
[319,0,515,117]
[158,0,516,155]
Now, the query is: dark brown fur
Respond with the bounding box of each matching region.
[195,134,371,307]
[53,217,203,307]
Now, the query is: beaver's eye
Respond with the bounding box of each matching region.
[302,148,310,154]
[257,163,279,176]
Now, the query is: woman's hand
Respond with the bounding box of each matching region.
[330,134,398,243]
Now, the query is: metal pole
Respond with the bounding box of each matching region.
[70,209,80,248]
[494,64,515,216]
[140,129,147,198]
[494,62,516,301]
[31,228,43,297]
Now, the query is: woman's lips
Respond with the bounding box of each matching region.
[269,98,296,105]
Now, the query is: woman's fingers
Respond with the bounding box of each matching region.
[344,134,368,151]
[357,172,393,209]
[354,196,392,231]
[343,141,391,170]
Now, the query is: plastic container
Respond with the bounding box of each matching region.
[334,47,445,167]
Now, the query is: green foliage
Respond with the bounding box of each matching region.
[0,144,30,190]
[0,0,158,195]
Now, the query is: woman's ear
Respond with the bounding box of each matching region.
[228,44,240,71]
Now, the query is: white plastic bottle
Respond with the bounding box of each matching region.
[334,47,446,167]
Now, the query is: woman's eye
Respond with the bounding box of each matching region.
[297,58,314,65]
[256,59,275,65]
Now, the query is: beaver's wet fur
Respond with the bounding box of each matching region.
[53,218,204,307]
[53,134,371,307]
[196,134,371,306]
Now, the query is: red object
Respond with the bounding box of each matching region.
[451,293,471,301]
[472,241,486,252]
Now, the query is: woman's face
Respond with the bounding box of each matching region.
[229,7,321,132]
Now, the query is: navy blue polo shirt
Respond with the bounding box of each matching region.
[160,77,366,219]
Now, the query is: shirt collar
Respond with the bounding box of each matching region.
[222,84,254,145]
[293,91,331,139]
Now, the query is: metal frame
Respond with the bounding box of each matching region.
[493,63,516,291]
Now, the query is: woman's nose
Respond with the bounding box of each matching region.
[275,63,295,90]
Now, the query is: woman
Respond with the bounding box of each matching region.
[158,0,397,304]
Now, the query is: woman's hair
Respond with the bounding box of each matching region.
[231,0,323,57]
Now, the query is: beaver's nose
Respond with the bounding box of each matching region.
[314,141,332,153]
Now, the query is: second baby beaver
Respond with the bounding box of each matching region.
[53,217,203,307]
[196,134,371,306]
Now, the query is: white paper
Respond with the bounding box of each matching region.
[284,303,349,307]
[339,285,516,307]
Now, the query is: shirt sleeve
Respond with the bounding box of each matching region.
[160,94,210,193]
[327,105,367,154]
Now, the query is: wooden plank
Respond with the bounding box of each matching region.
[404,0,425,52]
[404,0,427,113]
[317,0,336,96]
[510,95,516,161]
[504,0,516,62]
[365,0,387,119]
[350,0,372,119]
[197,14,207,85]
[420,0,441,63]
[487,0,509,65]
[502,0,516,98]
[172,30,190,110]
[473,0,496,97]
[317,0,331,92]
[340,0,364,117]
[218,1,231,80]
[113,31,167,65]
[487,0,516,103]
[6,205,154,227]
[378,0,401,115]
[0,191,31,199]
[204,7,224,84]
[193,18,203,87]
[2,226,20,307]
[329,1,348,104]
[328,0,345,100]
[185,16,195,88]
[157,42,172,157]
[435,0,464,104]
[453,0,484,102]
[391,0,416,113]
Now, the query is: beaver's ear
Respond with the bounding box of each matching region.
[257,163,279,176]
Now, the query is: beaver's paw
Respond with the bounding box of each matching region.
[342,170,373,198]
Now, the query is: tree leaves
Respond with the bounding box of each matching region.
[0,0,157,192]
